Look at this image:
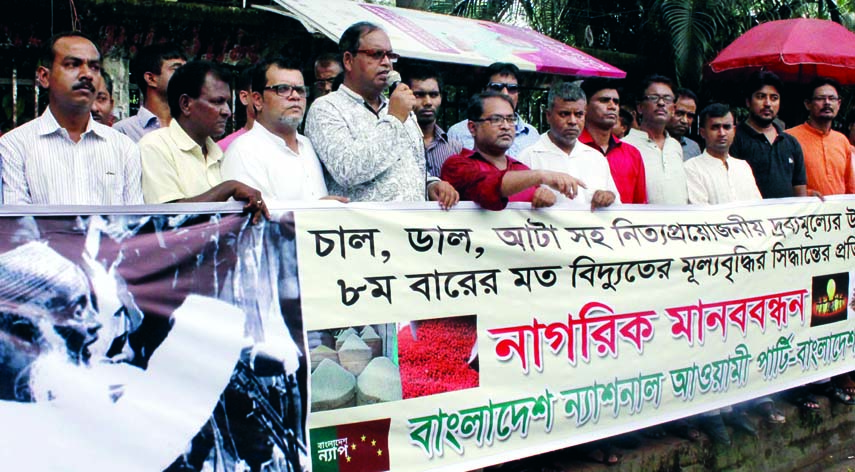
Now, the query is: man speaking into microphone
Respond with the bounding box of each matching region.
[306,22,458,207]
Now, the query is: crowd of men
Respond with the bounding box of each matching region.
[0,20,854,466]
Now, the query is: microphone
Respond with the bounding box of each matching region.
[386,70,402,94]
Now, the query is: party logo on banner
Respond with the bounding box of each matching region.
[311,418,391,472]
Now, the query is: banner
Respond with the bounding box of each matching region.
[297,198,855,472]
[0,198,854,471]
[0,210,307,472]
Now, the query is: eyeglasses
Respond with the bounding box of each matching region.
[642,94,676,104]
[486,82,520,94]
[473,114,516,126]
[355,49,400,63]
[264,84,309,97]
[413,91,440,99]
[811,95,840,103]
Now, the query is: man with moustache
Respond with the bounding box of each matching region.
[441,92,580,210]
[305,22,457,207]
[223,57,347,202]
[729,71,807,198]
[404,66,462,177]
[518,82,617,209]
[666,88,701,160]
[621,75,688,204]
[0,32,142,205]
[787,77,855,195]
[90,70,115,126]
[139,61,267,222]
[578,78,648,205]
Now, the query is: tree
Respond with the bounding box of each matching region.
[416,0,854,88]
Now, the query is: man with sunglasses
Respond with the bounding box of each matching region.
[621,75,688,205]
[312,53,342,99]
[447,62,540,158]
[223,57,347,202]
[305,22,458,208]
[787,77,855,195]
[405,65,463,177]
[442,92,580,210]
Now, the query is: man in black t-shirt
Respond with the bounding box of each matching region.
[730,71,807,198]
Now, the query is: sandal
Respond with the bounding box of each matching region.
[820,384,855,406]
[757,402,786,424]
[667,418,701,441]
[586,446,621,466]
[833,374,855,397]
[788,387,822,411]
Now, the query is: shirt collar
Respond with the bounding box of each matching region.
[169,119,223,162]
[461,148,523,167]
[339,84,388,116]
[136,106,161,129]
[580,128,622,156]
[36,107,106,140]
[432,123,450,144]
[738,120,784,139]
[252,121,304,155]
[514,114,530,135]
[701,150,732,165]
[798,122,832,137]
[532,132,574,156]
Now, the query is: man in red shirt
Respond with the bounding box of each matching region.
[441,92,581,210]
[579,78,648,204]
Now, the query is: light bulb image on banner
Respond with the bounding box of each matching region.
[810,272,850,327]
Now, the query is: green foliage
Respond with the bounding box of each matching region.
[422,0,855,89]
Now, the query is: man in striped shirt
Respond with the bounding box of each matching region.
[0,32,143,205]
[405,66,462,178]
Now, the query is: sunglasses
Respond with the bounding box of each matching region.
[486,82,520,94]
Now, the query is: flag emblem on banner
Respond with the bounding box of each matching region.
[311,418,391,472]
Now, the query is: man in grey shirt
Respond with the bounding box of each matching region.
[305,22,457,207]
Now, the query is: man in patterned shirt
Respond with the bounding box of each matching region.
[305,22,457,207]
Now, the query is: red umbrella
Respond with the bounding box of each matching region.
[707,19,855,84]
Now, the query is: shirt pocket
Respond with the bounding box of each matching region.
[94,169,123,205]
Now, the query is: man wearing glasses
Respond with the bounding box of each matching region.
[786,77,855,195]
[447,62,540,158]
[312,53,342,99]
[441,92,579,210]
[621,75,688,205]
[405,65,463,177]
[305,22,458,208]
[222,57,347,203]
